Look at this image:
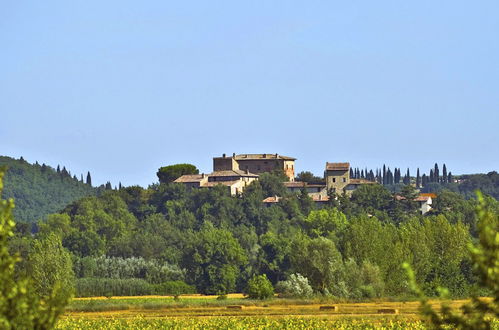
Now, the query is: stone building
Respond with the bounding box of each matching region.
[325,162,377,196]
[174,169,258,196]
[325,162,351,193]
[213,153,296,181]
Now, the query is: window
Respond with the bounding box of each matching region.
[343,178,346,182]
[333,178,336,183]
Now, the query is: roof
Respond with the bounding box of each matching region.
[348,179,377,185]
[420,193,437,199]
[210,170,259,178]
[283,181,326,188]
[263,195,330,203]
[173,174,206,183]
[262,196,281,203]
[203,180,240,188]
[325,162,350,171]
[395,194,431,202]
[215,153,296,161]
[311,195,330,202]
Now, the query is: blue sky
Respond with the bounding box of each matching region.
[1,1,498,187]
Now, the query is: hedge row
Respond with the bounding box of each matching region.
[75,278,196,297]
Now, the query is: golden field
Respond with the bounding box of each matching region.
[57,295,498,329]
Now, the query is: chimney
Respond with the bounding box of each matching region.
[246,169,249,174]
[223,153,226,158]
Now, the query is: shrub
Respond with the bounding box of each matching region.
[246,274,274,299]
[76,278,154,297]
[73,256,185,284]
[275,273,313,298]
[0,167,70,328]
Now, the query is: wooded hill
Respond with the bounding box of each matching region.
[0,156,97,223]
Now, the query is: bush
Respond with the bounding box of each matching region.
[275,273,313,298]
[246,274,274,299]
[76,278,196,297]
[0,167,70,328]
[73,256,185,284]
[76,278,154,297]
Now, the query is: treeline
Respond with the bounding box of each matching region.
[349,163,452,187]
[0,156,120,223]
[10,171,498,299]
[347,163,499,199]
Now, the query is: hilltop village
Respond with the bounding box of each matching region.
[174,153,434,214]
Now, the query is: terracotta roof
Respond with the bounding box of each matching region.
[311,195,330,202]
[348,179,377,185]
[414,195,431,202]
[174,174,207,183]
[325,162,350,171]
[395,194,431,202]
[262,196,281,203]
[209,170,259,177]
[283,182,326,188]
[420,193,437,199]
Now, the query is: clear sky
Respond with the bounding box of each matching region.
[1,1,498,187]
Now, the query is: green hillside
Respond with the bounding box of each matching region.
[0,156,97,223]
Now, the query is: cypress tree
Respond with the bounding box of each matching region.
[416,168,421,188]
[105,181,112,190]
[361,169,364,179]
[61,166,69,178]
[442,164,447,184]
[80,174,84,183]
[350,168,354,179]
[56,165,61,174]
[119,182,122,190]
[422,174,427,187]
[434,163,439,183]
[430,169,434,183]
[448,172,453,183]
[383,165,387,185]
[86,172,92,186]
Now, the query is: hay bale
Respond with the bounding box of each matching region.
[319,305,338,311]
[377,308,399,314]
[226,305,243,310]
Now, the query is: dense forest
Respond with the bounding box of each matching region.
[8,166,499,299]
[0,156,100,223]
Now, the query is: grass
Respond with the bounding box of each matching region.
[62,295,497,329]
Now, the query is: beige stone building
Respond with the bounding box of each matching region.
[213,153,296,181]
[174,169,258,196]
[325,162,351,193]
[325,162,377,196]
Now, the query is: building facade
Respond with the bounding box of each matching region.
[174,169,258,196]
[325,162,351,193]
[213,153,296,181]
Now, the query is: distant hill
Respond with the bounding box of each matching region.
[0,156,97,223]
